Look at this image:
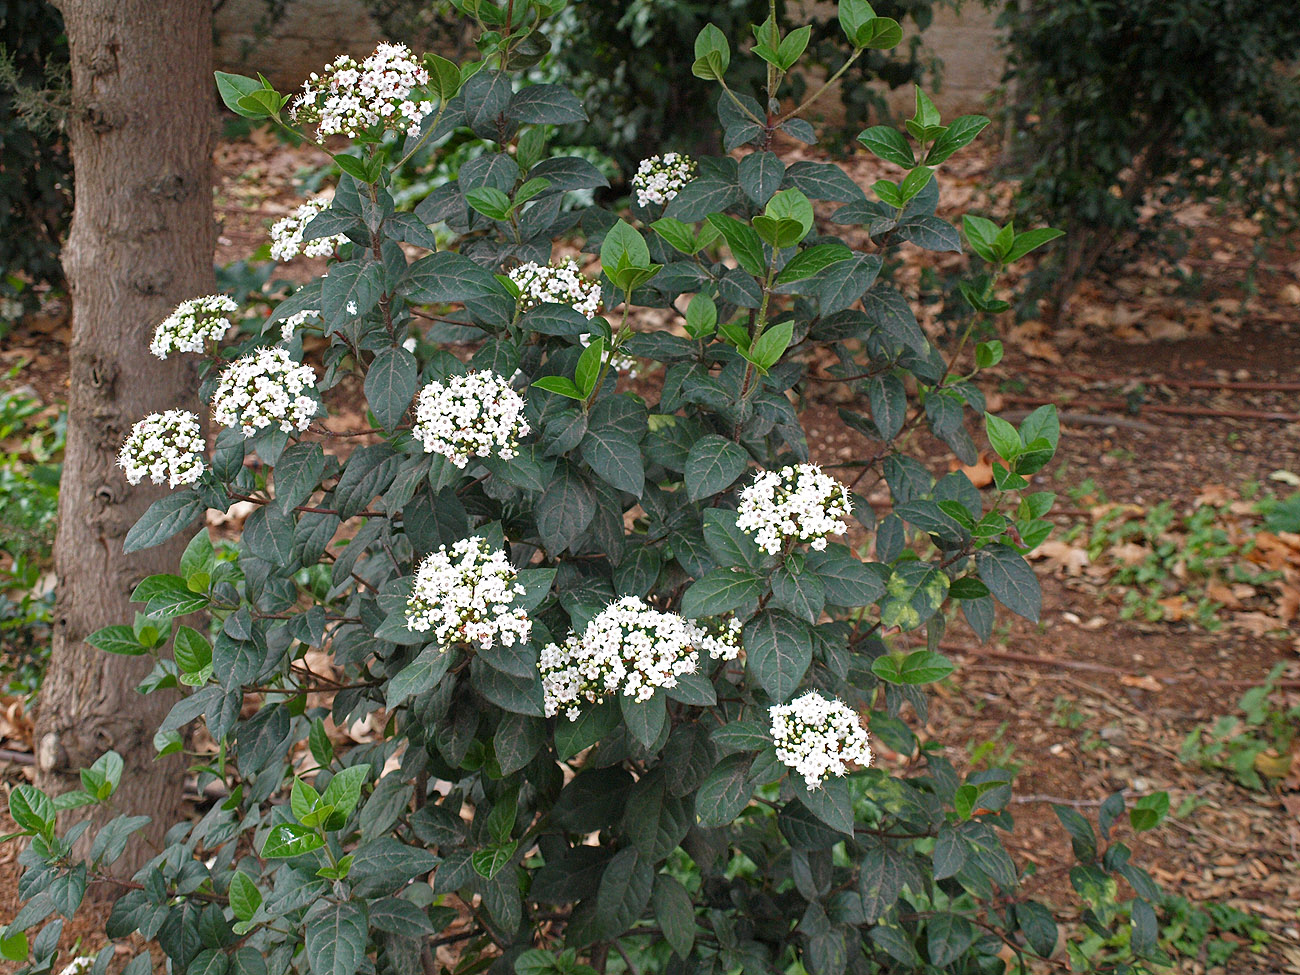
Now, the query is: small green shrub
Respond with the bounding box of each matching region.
[1180,663,1299,790]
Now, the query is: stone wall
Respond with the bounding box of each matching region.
[213,0,381,91]
[214,0,1007,117]
[791,0,1007,120]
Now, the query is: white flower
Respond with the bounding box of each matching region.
[632,152,696,208]
[412,370,530,468]
[58,957,96,975]
[405,536,531,650]
[269,196,349,263]
[211,347,318,437]
[117,410,206,489]
[150,295,238,359]
[736,464,852,556]
[696,616,743,662]
[279,308,323,343]
[507,258,602,319]
[770,691,872,789]
[540,595,736,719]
[289,42,434,140]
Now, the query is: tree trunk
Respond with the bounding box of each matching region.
[35,0,214,878]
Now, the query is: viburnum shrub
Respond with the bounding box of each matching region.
[3,3,1174,975]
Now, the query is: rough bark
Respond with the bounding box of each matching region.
[35,0,214,878]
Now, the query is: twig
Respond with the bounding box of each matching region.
[1019,363,1300,392]
[942,644,1300,689]
[1001,409,1159,434]
[1012,784,1218,808]
[1001,392,1300,423]
[429,927,482,950]
[0,748,35,765]
[613,940,641,975]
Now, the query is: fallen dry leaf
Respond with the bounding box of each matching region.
[1120,674,1163,693]
[1156,596,1187,622]
[1195,484,1238,506]
[953,451,994,489]
[1111,542,1150,568]
[1030,540,1090,576]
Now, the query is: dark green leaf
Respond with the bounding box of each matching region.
[593,848,653,940]
[580,428,644,496]
[926,913,974,967]
[403,251,501,303]
[685,435,748,501]
[738,151,785,206]
[321,260,383,323]
[274,443,325,514]
[680,568,760,619]
[619,690,667,748]
[365,348,418,430]
[695,753,753,826]
[304,901,367,975]
[797,777,854,835]
[387,647,453,708]
[124,490,203,554]
[745,611,812,702]
[333,443,400,519]
[1016,901,1058,958]
[369,898,435,938]
[652,874,695,958]
[508,84,586,124]
[815,254,882,314]
[977,544,1041,621]
[242,505,296,566]
[536,466,596,553]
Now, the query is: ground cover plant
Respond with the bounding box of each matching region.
[0,375,63,701]
[2,3,1173,974]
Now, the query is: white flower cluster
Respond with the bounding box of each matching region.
[149,294,237,359]
[405,536,531,650]
[412,370,530,468]
[540,595,735,719]
[770,691,872,789]
[211,347,318,437]
[117,410,206,489]
[697,616,744,661]
[57,957,95,975]
[508,258,602,319]
[279,308,323,342]
[290,42,434,140]
[269,196,349,263]
[632,152,696,208]
[736,464,852,556]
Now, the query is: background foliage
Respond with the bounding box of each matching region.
[0,0,71,318]
[999,0,1300,310]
